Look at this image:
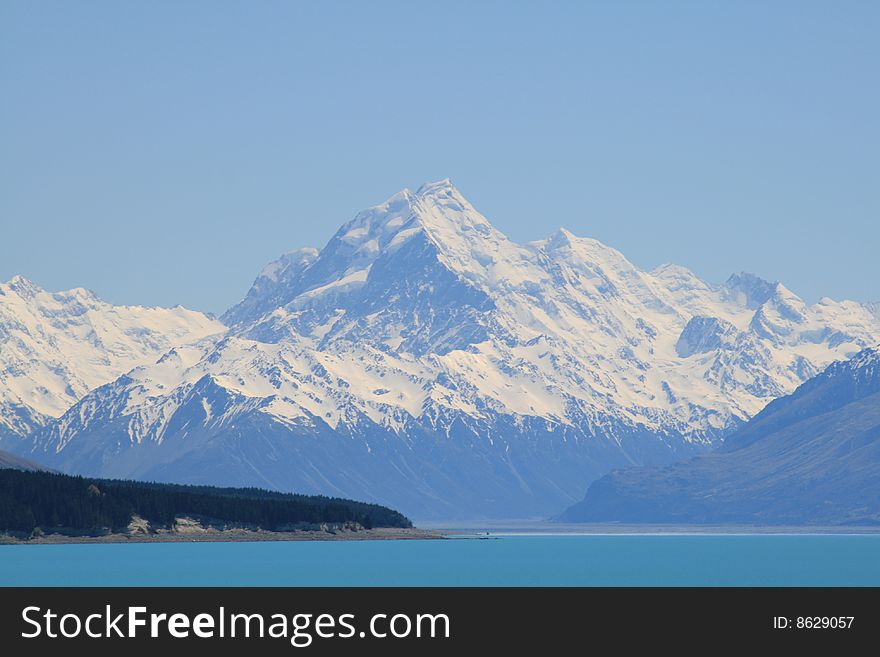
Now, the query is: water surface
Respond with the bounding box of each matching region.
[2,535,878,586]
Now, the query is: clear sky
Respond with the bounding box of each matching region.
[2,1,878,314]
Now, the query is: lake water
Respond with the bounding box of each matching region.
[2,534,879,586]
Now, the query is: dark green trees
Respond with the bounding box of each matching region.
[0,469,412,535]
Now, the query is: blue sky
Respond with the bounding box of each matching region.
[2,1,878,313]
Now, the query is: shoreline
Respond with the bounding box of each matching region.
[0,527,447,545]
[425,521,880,536]
[6,520,880,545]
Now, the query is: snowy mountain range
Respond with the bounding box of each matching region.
[0,275,223,444]
[2,179,878,519]
[560,346,880,525]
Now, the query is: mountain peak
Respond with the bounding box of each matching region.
[328,180,487,256]
[652,263,701,280]
[547,227,577,248]
[415,178,456,197]
[724,272,778,309]
[4,275,43,299]
[410,179,481,228]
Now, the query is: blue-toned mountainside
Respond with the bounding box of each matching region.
[2,180,879,519]
[560,348,880,525]
[0,448,45,472]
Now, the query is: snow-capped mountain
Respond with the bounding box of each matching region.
[10,180,880,519]
[0,275,224,445]
[559,346,880,525]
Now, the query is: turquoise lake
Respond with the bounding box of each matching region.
[2,534,880,586]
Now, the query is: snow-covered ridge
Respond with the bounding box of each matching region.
[33,179,880,446]
[0,275,225,439]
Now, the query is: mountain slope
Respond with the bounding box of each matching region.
[559,347,880,525]
[13,180,880,519]
[0,276,225,447]
[0,448,46,472]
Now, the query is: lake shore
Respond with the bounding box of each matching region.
[425,521,880,535]
[0,526,446,545]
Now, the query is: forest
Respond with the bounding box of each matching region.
[0,468,412,536]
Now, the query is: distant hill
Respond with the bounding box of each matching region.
[560,347,880,526]
[0,468,412,537]
[0,449,46,472]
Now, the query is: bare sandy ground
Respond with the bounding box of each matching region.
[0,525,445,545]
